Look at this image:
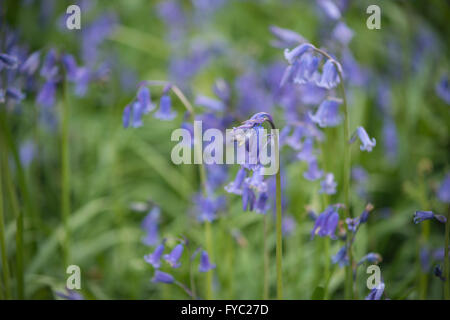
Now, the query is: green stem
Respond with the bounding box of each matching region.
[1,140,24,299]
[275,136,283,300]
[444,205,449,300]
[61,81,71,267]
[0,147,11,299]
[204,221,213,300]
[263,214,269,299]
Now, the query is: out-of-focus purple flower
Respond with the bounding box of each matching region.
[62,54,78,81]
[198,250,216,272]
[383,117,398,162]
[316,59,341,89]
[437,174,450,203]
[141,207,160,246]
[163,244,184,268]
[358,253,382,265]
[297,138,317,163]
[5,87,25,102]
[40,49,58,80]
[138,86,155,113]
[122,104,131,128]
[20,51,40,75]
[269,25,306,48]
[152,270,175,284]
[36,80,56,108]
[19,140,35,168]
[0,53,18,69]
[225,167,247,195]
[359,203,374,223]
[317,0,341,20]
[304,160,323,181]
[414,211,447,224]
[365,283,385,300]
[154,94,176,121]
[282,215,296,236]
[435,74,450,104]
[284,126,305,150]
[434,265,446,282]
[420,247,431,272]
[194,193,225,223]
[332,245,349,267]
[242,182,256,211]
[332,22,354,46]
[55,288,84,300]
[255,191,269,214]
[309,98,342,128]
[311,205,339,239]
[213,78,231,103]
[320,173,337,195]
[132,101,144,128]
[350,126,376,152]
[284,43,314,65]
[195,95,225,112]
[144,242,165,269]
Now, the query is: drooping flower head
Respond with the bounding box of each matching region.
[311,205,340,239]
[365,282,385,300]
[413,211,447,224]
[144,242,165,269]
[309,98,342,128]
[154,85,177,120]
[141,207,160,246]
[152,270,175,284]
[163,243,184,268]
[198,250,216,273]
[320,173,337,194]
[350,126,376,152]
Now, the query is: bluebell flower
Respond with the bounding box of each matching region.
[152,270,175,284]
[284,43,314,65]
[122,104,131,128]
[435,74,450,104]
[19,140,35,168]
[131,101,144,128]
[311,205,339,239]
[0,53,18,69]
[414,211,447,224]
[316,59,341,89]
[346,217,359,233]
[317,0,341,20]
[55,288,84,300]
[332,245,349,267]
[5,87,25,102]
[255,192,269,214]
[365,283,385,300]
[332,22,354,46]
[225,167,247,195]
[269,25,306,49]
[320,173,337,194]
[20,51,40,75]
[141,207,160,246]
[297,138,317,163]
[163,244,184,268]
[195,95,225,112]
[282,215,296,236]
[304,160,323,181]
[358,253,382,265]
[154,94,176,121]
[245,167,268,193]
[437,174,450,203]
[350,126,376,152]
[242,182,256,211]
[36,80,56,108]
[144,242,165,269]
[284,126,306,150]
[383,117,398,162]
[61,54,78,81]
[359,203,374,223]
[40,49,58,80]
[138,86,155,113]
[309,98,342,128]
[194,193,225,223]
[213,78,231,103]
[434,265,445,282]
[293,52,320,85]
[198,250,216,272]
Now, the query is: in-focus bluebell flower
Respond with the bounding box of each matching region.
[282,215,296,236]
[36,80,56,108]
[320,173,337,195]
[144,242,165,269]
[293,52,320,85]
[195,95,225,112]
[154,93,176,121]
[141,207,160,246]
[225,167,247,195]
[152,270,175,284]
[311,205,339,239]
[269,25,306,49]
[332,22,354,46]
[350,126,376,152]
[0,53,18,69]
[317,0,341,20]
[198,250,216,272]
[437,174,450,203]
[304,160,323,181]
[316,59,341,89]
[358,253,382,265]
[309,98,342,128]
[163,244,184,268]
[434,265,445,282]
[414,211,447,224]
[55,288,84,300]
[332,245,349,267]
[20,51,40,75]
[365,282,385,300]
[435,74,450,104]
[138,85,155,113]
